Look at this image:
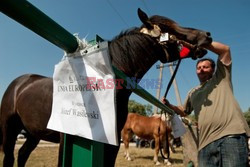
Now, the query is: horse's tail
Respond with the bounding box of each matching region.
[159,124,170,160]
[159,130,170,160]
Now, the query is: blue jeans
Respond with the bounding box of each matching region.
[198,134,248,167]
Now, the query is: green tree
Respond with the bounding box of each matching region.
[244,107,250,127]
[144,104,153,116]
[128,100,146,116]
[128,100,153,116]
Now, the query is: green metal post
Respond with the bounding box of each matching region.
[0,0,175,166]
[63,135,104,167]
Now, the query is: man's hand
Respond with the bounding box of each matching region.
[161,97,187,117]
[161,97,170,106]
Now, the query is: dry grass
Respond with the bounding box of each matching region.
[115,145,183,167]
[0,140,183,167]
[0,140,59,167]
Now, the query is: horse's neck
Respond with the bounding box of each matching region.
[109,33,160,79]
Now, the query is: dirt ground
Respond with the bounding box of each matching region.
[0,140,184,167]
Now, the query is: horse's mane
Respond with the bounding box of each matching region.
[111,27,140,40]
[109,27,164,78]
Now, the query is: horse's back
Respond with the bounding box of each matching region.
[1,74,41,114]
[127,113,160,125]
[1,74,50,114]
[0,74,59,142]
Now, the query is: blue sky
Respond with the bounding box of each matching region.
[0,0,250,112]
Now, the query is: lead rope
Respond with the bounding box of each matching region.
[158,59,181,162]
[158,34,188,163]
[163,59,182,98]
[158,110,170,161]
[158,52,182,163]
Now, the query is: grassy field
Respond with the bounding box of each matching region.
[0,140,183,167]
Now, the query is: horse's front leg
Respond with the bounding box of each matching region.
[122,135,132,161]
[57,133,64,167]
[169,134,176,153]
[169,141,176,153]
[121,128,132,161]
[154,137,161,165]
[124,143,132,161]
[104,143,120,166]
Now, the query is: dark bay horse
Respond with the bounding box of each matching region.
[0,9,212,167]
[121,113,172,165]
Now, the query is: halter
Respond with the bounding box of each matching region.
[140,25,171,61]
[140,24,197,61]
[140,24,198,99]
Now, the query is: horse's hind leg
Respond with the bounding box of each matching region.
[17,136,40,167]
[2,130,18,167]
[2,116,22,167]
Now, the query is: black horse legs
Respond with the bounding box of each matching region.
[104,143,120,167]
[2,116,22,167]
[18,136,40,167]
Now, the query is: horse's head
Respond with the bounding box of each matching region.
[138,8,212,63]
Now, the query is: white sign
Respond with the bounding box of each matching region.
[160,33,169,42]
[171,114,186,138]
[47,41,118,146]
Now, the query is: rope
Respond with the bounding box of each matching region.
[159,111,170,160]
[163,59,182,98]
[159,55,182,161]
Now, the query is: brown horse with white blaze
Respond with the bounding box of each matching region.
[121,113,172,165]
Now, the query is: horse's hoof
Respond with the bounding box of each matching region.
[125,156,132,161]
[155,161,161,166]
[164,159,172,166]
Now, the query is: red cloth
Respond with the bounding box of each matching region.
[179,46,190,58]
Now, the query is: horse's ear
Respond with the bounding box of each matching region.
[138,8,153,29]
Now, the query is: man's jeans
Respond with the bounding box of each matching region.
[198,134,248,167]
